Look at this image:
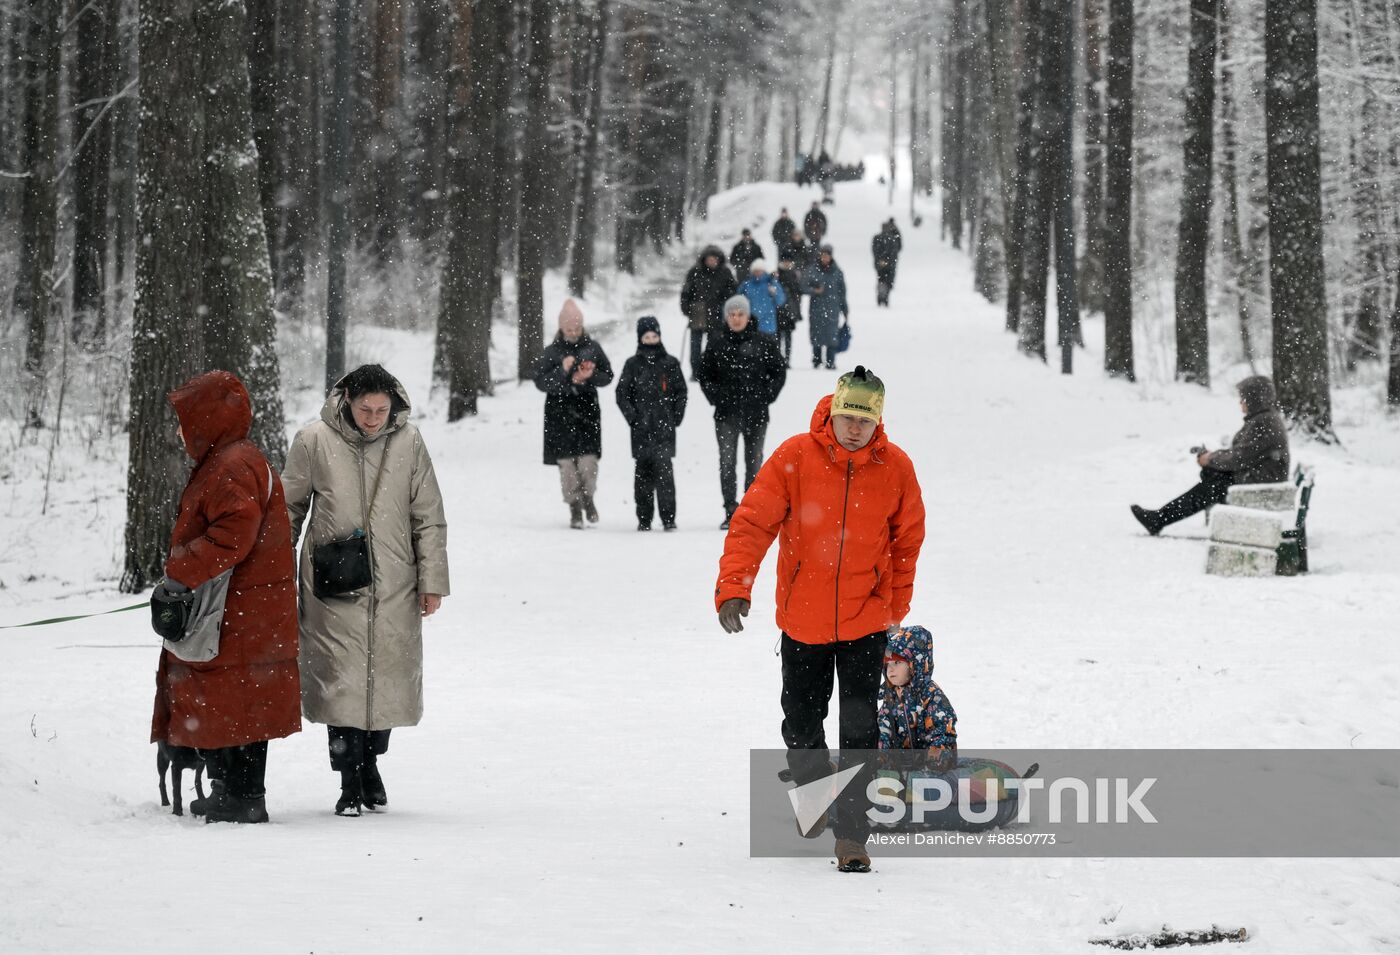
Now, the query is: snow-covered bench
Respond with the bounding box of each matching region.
[1205,467,1314,577]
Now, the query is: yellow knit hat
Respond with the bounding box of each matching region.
[831,365,885,422]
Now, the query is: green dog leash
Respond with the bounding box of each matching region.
[0,602,147,630]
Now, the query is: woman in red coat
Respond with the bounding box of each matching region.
[150,371,301,824]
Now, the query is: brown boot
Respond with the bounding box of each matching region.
[834,838,871,873]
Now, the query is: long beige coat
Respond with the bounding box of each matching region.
[282,379,449,730]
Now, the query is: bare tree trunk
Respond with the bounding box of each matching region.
[1174,0,1217,386]
[567,0,608,296]
[1218,0,1256,372]
[830,32,857,156]
[72,0,120,347]
[1265,0,1332,436]
[1006,0,1041,334]
[200,0,287,466]
[124,0,208,592]
[517,0,554,379]
[698,76,724,217]
[324,0,354,391]
[1080,0,1107,314]
[372,0,404,260]
[1389,267,1400,405]
[1103,0,1135,379]
[19,0,61,429]
[1045,0,1079,371]
[277,0,321,302]
[812,32,837,155]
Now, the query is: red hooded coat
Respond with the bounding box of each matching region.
[150,371,301,749]
[715,395,926,644]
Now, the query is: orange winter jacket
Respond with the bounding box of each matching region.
[715,395,926,644]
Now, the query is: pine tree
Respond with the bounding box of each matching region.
[1102,0,1135,380]
[1265,0,1332,435]
[1174,0,1218,386]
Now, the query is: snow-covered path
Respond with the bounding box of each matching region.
[3,179,1398,952]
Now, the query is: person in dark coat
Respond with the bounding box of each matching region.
[616,316,689,531]
[771,208,796,250]
[817,150,835,203]
[1131,376,1291,535]
[730,229,765,278]
[803,202,828,247]
[699,295,788,529]
[775,252,805,366]
[805,244,849,370]
[679,245,737,380]
[872,219,903,307]
[533,299,615,529]
[151,370,301,825]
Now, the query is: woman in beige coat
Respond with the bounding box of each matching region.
[283,364,450,815]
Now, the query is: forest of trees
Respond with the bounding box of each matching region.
[0,0,1397,589]
[937,0,1400,433]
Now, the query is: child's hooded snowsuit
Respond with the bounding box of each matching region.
[878,626,957,756]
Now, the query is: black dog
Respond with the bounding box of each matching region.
[157,742,206,816]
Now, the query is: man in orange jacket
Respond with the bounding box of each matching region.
[715,366,925,872]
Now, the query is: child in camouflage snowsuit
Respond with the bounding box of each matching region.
[878,626,957,771]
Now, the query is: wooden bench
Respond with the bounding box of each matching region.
[1205,466,1313,577]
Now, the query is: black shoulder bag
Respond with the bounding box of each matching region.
[312,434,391,599]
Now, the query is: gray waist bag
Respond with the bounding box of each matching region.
[162,568,235,664]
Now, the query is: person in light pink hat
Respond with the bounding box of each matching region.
[532,299,614,528]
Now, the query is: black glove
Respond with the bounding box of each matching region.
[718,598,750,634]
[151,578,194,642]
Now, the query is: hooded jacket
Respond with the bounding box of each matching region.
[715,395,926,644]
[878,626,957,755]
[616,342,689,459]
[729,236,764,277]
[532,330,614,464]
[803,207,828,245]
[680,246,738,333]
[804,258,849,349]
[150,371,302,749]
[697,321,787,425]
[282,372,450,730]
[1209,376,1290,484]
[737,271,788,336]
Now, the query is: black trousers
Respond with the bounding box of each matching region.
[876,264,897,302]
[327,726,392,772]
[780,630,888,841]
[199,741,269,799]
[688,329,706,377]
[634,454,676,525]
[778,328,793,362]
[1155,467,1236,529]
[715,415,766,510]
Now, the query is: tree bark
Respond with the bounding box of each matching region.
[567,0,608,296]
[1080,0,1107,314]
[1388,267,1400,405]
[19,0,61,428]
[1218,0,1256,372]
[1006,0,1042,334]
[1174,0,1217,386]
[1016,0,1051,360]
[72,0,120,348]
[698,77,724,218]
[1103,0,1135,380]
[124,0,208,592]
[324,0,354,392]
[200,0,287,467]
[1045,0,1079,371]
[1265,0,1332,436]
[372,0,404,259]
[517,0,553,380]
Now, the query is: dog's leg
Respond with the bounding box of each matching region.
[157,748,170,808]
[171,764,184,816]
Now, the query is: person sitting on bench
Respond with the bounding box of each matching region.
[1131,376,1290,536]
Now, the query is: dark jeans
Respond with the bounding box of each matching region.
[199,741,269,799]
[634,454,676,525]
[876,264,897,302]
[327,725,392,772]
[715,415,766,510]
[780,630,888,841]
[689,328,706,377]
[778,328,793,363]
[1154,467,1236,529]
[811,344,835,369]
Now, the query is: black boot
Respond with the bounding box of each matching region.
[360,759,387,811]
[203,792,269,824]
[1130,504,1163,536]
[188,777,224,817]
[581,495,599,524]
[336,769,363,816]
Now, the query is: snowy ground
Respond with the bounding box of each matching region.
[3,178,1399,952]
